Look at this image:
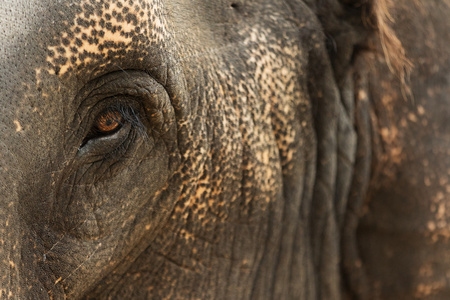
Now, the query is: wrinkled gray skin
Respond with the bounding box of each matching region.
[0,0,449,299]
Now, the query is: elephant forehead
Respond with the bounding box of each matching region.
[45,0,167,76]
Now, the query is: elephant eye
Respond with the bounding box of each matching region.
[79,107,127,149]
[93,109,123,135]
[78,103,145,152]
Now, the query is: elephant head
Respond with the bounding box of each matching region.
[1,0,449,299]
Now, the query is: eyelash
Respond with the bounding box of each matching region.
[113,105,146,135]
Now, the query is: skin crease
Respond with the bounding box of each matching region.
[0,0,449,300]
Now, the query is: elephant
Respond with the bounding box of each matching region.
[0,0,449,298]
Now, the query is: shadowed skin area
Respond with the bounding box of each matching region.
[0,0,449,299]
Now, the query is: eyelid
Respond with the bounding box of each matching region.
[77,122,132,158]
[78,102,147,153]
[68,71,169,157]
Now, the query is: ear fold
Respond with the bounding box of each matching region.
[307,1,412,299]
[281,2,410,298]
[297,1,411,299]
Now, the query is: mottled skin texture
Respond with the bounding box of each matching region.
[0,0,448,299]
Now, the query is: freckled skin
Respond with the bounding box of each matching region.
[0,0,448,299]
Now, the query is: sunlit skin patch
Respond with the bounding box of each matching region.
[45,0,167,76]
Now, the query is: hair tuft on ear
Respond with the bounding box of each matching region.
[367,0,413,90]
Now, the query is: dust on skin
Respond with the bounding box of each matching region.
[165,20,306,236]
[13,120,22,132]
[133,24,310,296]
[426,190,450,243]
[378,79,405,167]
[415,280,447,298]
[376,78,433,179]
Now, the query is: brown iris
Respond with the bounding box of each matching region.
[94,110,123,133]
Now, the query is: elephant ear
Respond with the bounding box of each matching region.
[309,0,412,299]
[289,0,412,299]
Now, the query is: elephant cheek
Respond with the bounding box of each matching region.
[0,137,63,299]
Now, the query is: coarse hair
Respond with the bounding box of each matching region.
[366,0,413,86]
